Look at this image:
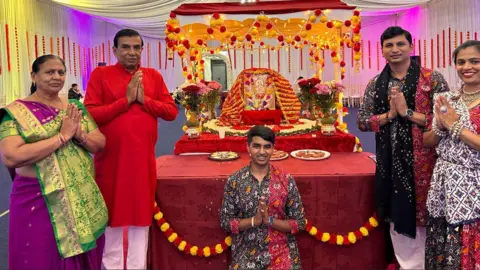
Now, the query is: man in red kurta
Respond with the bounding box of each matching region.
[84,29,178,269]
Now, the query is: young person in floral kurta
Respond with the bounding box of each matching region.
[356,26,449,269]
[220,126,306,270]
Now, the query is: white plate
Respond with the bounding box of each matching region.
[290,149,331,161]
[270,151,289,161]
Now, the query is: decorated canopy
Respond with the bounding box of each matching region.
[166,0,362,83]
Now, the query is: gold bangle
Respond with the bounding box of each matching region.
[251,217,255,228]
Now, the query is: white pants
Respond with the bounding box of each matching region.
[102,226,149,270]
[390,223,426,270]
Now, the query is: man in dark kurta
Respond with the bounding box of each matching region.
[84,29,178,269]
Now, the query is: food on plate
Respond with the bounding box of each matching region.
[271,150,288,159]
[295,150,325,159]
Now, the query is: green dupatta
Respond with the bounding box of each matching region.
[0,99,108,258]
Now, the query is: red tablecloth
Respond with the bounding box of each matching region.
[174,130,356,155]
[148,152,387,270]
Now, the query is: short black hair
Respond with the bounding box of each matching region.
[71,83,78,87]
[247,126,275,145]
[30,55,66,94]
[452,40,480,64]
[297,76,304,80]
[380,26,412,47]
[113,29,144,48]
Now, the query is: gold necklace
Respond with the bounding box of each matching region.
[461,88,480,107]
[34,92,64,116]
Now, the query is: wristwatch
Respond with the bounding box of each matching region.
[268,216,274,226]
[404,108,414,119]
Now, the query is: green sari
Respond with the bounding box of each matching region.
[0,99,108,258]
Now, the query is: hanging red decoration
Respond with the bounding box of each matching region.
[314,9,322,16]
[344,20,351,27]
[220,26,226,33]
[56,37,60,56]
[72,41,76,76]
[147,43,151,68]
[15,27,20,72]
[448,28,451,66]
[288,47,291,73]
[254,21,261,28]
[267,46,270,69]
[353,10,360,16]
[108,40,111,65]
[442,30,445,68]
[50,37,53,54]
[165,45,168,69]
[42,36,46,55]
[423,40,427,68]
[361,40,364,69]
[34,34,38,59]
[61,37,65,61]
[5,25,11,71]
[277,35,284,42]
[212,13,220,20]
[266,23,273,30]
[418,39,422,66]
[460,31,463,44]
[300,47,303,70]
[102,42,105,62]
[376,41,379,71]
[326,22,334,28]
[243,45,246,69]
[436,34,440,68]
[26,31,31,67]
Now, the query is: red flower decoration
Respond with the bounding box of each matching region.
[344,20,352,27]
[182,39,189,46]
[231,36,237,42]
[220,26,227,33]
[266,23,273,30]
[183,84,200,93]
[353,10,360,16]
[245,34,252,41]
[294,35,301,42]
[314,9,322,16]
[340,61,346,67]
[212,13,220,20]
[331,51,337,57]
[207,28,214,34]
[174,27,181,34]
[309,78,321,85]
[254,21,261,28]
[326,21,334,28]
[170,12,176,19]
[197,39,203,46]
[277,35,284,42]
[305,23,312,31]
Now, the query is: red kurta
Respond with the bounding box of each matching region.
[84,63,178,227]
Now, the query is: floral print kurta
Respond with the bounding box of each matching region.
[220,165,306,270]
[356,69,449,226]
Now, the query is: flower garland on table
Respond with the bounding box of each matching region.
[153,203,379,256]
[305,214,378,245]
[153,203,232,257]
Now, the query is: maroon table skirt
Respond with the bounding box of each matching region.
[148,152,386,270]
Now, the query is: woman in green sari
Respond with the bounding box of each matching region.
[0,55,108,269]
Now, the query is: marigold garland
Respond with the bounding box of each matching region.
[153,203,378,257]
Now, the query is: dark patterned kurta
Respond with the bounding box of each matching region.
[357,69,449,226]
[220,164,306,270]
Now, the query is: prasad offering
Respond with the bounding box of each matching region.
[270,150,289,161]
[208,151,239,161]
[290,149,330,161]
